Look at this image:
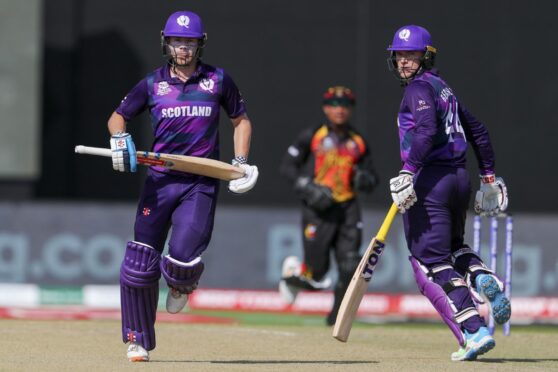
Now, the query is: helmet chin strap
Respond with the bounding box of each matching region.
[397,66,423,86]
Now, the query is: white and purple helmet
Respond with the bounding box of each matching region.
[162,11,205,39]
[161,11,207,63]
[387,25,434,52]
[387,25,437,84]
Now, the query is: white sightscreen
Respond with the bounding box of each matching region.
[0,0,42,179]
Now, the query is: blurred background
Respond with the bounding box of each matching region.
[0,0,556,324]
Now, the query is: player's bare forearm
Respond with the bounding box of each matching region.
[108,112,127,136]
[231,114,252,158]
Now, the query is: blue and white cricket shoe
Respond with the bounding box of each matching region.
[451,327,495,361]
[475,273,511,324]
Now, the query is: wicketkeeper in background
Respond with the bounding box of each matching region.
[106,10,258,362]
[279,86,378,326]
[386,25,510,361]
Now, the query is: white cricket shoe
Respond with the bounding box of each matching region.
[166,287,188,314]
[278,256,302,304]
[127,342,149,362]
[279,279,300,304]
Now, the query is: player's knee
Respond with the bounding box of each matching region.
[120,241,161,287]
[160,254,205,294]
[168,227,212,262]
[411,257,478,319]
[452,246,493,280]
[409,256,475,347]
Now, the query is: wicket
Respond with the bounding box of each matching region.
[472,214,513,336]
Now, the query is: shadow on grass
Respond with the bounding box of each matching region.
[152,360,377,364]
[478,358,558,363]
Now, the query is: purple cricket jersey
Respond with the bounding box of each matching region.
[397,69,495,175]
[115,62,246,173]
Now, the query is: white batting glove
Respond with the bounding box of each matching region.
[110,132,137,172]
[390,170,417,213]
[474,174,508,216]
[228,157,259,194]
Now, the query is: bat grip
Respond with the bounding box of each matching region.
[75,145,112,158]
[376,203,399,241]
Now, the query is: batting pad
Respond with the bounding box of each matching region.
[161,255,205,294]
[120,241,161,351]
[410,256,466,347]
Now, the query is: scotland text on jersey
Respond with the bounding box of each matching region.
[161,105,213,118]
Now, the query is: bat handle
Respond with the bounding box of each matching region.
[75,145,112,158]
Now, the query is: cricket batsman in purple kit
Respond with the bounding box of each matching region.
[106,11,258,362]
[386,25,510,361]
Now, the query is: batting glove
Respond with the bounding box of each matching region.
[110,132,137,172]
[474,174,508,216]
[390,170,416,213]
[228,156,259,194]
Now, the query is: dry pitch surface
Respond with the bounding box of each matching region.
[0,319,556,371]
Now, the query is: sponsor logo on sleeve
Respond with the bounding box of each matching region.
[416,99,431,111]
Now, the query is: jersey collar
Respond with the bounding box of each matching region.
[154,62,208,83]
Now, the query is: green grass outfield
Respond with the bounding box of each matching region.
[0,310,556,371]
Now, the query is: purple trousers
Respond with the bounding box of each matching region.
[404,165,485,333]
[134,168,219,262]
[403,166,470,265]
[120,169,219,350]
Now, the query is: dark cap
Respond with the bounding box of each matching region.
[322,86,355,106]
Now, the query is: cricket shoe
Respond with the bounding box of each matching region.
[279,279,300,304]
[127,342,149,362]
[475,273,511,324]
[279,274,332,304]
[451,326,495,361]
[166,287,188,314]
[279,256,303,304]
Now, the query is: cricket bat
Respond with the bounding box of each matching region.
[75,145,245,181]
[332,202,399,342]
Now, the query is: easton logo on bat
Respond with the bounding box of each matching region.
[361,241,385,281]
